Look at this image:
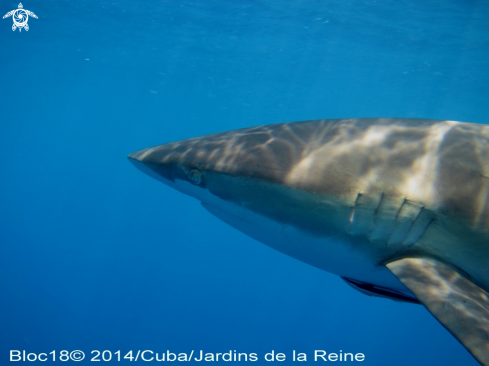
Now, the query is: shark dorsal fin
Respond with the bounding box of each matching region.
[386,257,489,365]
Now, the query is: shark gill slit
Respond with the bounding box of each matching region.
[396,203,424,244]
[348,192,362,236]
[375,196,407,246]
[387,199,421,246]
[394,197,407,223]
[367,192,385,241]
[400,207,436,249]
[386,223,436,263]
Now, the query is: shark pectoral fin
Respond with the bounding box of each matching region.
[386,257,489,365]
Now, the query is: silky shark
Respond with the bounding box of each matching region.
[128,118,489,365]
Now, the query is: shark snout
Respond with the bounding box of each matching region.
[127,148,169,182]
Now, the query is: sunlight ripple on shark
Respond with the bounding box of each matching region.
[129,118,489,365]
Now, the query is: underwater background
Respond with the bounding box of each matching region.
[1,0,488,364]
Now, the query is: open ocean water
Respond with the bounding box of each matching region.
[1,0,488,364]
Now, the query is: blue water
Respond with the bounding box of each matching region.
[1,0,488,364]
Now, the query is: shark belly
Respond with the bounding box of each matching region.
[201,197,414,299]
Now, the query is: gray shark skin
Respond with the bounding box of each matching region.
[129,118,489,365]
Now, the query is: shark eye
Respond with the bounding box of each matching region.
[188,169,202,185]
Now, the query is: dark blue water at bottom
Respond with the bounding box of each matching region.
[1,0,488,364]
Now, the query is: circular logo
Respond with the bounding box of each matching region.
[13,9,28,27]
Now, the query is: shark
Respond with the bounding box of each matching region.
[128,118,489,365]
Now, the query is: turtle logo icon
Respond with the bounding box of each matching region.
[3,3,37,32]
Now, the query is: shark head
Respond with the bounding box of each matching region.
[127,122,328,232]
[127,124,291,205]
